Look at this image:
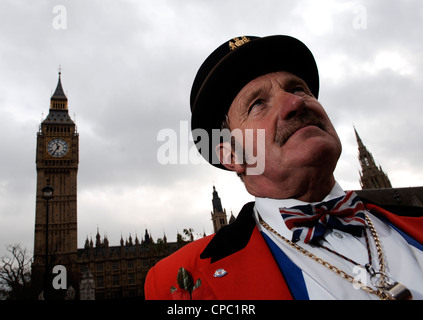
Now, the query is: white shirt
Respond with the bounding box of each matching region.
[254,182,423,300]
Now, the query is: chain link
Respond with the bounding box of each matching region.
[365,215,386,274]
[259,217,389,300]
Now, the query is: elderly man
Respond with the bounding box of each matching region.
[145,35,423,300]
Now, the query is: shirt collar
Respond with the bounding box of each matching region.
[254,182,345,239]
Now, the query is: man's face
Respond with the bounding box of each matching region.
[226,71,342,195]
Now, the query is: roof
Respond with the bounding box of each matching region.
[42,110,74,124]
[355,186,423,216]
[76,242,181,260]
[51,72,67,101]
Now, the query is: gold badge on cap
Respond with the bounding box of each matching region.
[228,36,251,51]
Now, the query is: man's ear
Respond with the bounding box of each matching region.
[215,142,246,174]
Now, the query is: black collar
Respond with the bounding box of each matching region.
[200,202,256,263]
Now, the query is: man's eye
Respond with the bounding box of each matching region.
[248,99,265,114]
[292,86,306,94]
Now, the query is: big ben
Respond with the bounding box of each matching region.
[32,71,79,295]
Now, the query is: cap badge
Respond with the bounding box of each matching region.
[228,36,251,51]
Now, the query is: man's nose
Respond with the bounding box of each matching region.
[275,91,307,121]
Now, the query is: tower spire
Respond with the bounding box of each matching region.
[210,185,228,233]
[42,70,74,124]
[50,68,68,110]
[353,125,364,149]
[212,185,223,212]
[354,126,392,189]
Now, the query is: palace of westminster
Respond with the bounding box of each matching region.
[29,73,423,299]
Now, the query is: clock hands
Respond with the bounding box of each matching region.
[51,142,65,156]
[48,139,68,157]
[51,143,60,155]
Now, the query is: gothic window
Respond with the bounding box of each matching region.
[96,262,103,272]
[112,274,120,286]
[128,272,135,284]
[364,157,370,166]
[142,259,149,268]
[96,276,104,288]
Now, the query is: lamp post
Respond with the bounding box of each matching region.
[42,180,54,299]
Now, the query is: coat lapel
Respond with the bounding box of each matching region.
[200,202,256,262]
[197,227,293,299]
[198,202,293,299]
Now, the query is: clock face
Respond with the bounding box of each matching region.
[47,138,69,157]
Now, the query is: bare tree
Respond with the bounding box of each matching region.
[0,244,33,300]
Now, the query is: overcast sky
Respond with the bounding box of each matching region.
[1,0,422,259]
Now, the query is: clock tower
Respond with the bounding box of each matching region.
[32,71,79,292]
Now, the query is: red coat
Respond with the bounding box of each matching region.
[144,202,423,300]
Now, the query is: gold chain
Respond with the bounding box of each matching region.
[259,214,389,299]
[366,215,386,274]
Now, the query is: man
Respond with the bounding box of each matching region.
[145,35,423,300]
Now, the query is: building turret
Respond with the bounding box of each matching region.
[211,185,228,233]
[354,127,392,189]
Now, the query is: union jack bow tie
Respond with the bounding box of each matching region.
[280,191,367,244]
